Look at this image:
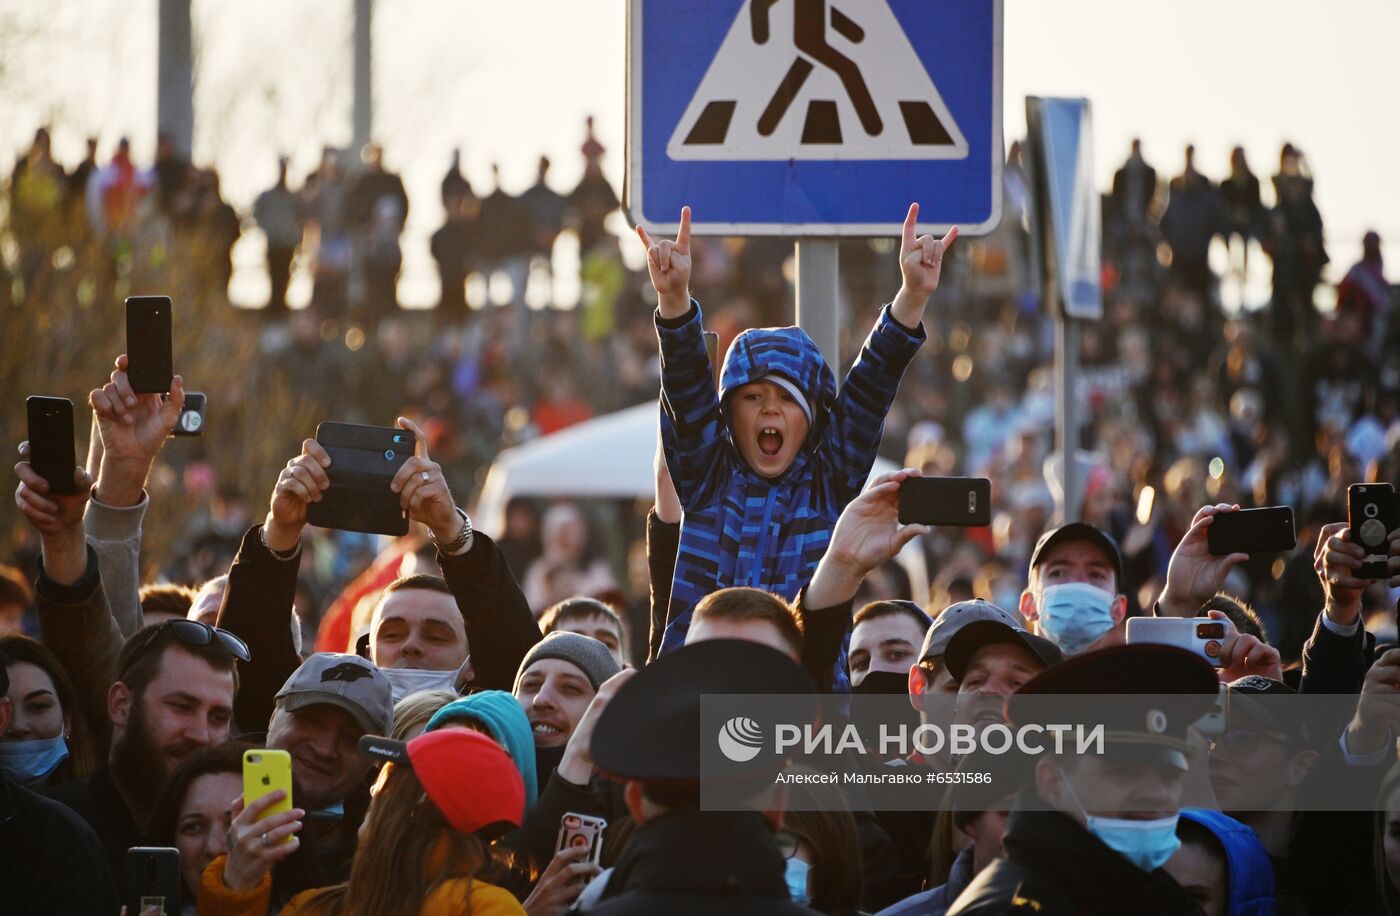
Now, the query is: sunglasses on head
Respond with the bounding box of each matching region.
[120,619,251,679]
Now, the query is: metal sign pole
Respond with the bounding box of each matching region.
[795,240,841,372]
[1055,313,1081,523]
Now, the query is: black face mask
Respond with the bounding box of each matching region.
[849,671,921,758]
[850,670,911,696]
[535,744,567,793]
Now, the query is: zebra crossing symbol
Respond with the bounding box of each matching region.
[668,0,968,161]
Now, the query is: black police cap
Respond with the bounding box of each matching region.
[590,639,814,783]
[1006,644,1219,770]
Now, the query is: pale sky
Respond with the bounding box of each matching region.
[1,0,1395,305]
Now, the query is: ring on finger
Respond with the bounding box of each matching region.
[421,471,430,484]
[261,832,271,849]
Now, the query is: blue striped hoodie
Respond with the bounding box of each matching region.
[656,300,925,690]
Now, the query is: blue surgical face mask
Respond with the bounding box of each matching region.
[784,857,811,905]
[1035,582,1117,655]
[1058,767,1181,872]
[0,735,70,787]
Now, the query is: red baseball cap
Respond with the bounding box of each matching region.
[360,729,524,835]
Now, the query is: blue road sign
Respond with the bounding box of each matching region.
[626,0,1003,237]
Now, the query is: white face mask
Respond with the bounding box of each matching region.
[381,665,464,704]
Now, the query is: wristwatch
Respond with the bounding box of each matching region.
[433,508,474,555]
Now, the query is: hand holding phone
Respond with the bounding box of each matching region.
[223,751,302,893]
[556,813,607,866]
[305,422,415,536]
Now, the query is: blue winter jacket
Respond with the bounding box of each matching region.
[1179,809,1276,916]
[655,300,925,689]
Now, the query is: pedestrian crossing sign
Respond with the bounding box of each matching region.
[627,0,1002,237]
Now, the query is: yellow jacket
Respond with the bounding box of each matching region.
[196,854,526,916]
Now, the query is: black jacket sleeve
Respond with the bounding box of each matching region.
[217,525,303,737]
[646,510,681,663]
[34,547,118,750]
[1299,610,1377,695]
[439,532,542,692]
[793,586,851,694]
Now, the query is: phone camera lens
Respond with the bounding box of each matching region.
[384,450,395,461]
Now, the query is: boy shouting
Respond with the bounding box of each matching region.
[638,205,956,688]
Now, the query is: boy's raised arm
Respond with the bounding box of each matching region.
[820,204,957,501]
[639,208,727,509]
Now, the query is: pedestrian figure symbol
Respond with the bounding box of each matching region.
[668,0,969,161]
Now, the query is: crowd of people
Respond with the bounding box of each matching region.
[1,119,1399,915]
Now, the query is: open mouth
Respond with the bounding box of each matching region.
[757,427,784,457]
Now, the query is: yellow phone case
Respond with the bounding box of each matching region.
[242,749,294,845]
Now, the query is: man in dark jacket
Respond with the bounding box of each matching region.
[948,644,1218,915]
[0,646,119,915]
[585,639,820,914]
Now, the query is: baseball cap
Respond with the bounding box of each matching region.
[1225,676,1312,747]
[920,599,1026,663]
[359,729,524,835]
[276,653,393,736]
[1029,522,1125,591]
[943,619,1063,682]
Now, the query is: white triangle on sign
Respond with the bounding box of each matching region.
[667,0,968,161]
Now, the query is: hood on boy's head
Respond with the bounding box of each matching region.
[718,325,837,439]
[1178,809,1275,916]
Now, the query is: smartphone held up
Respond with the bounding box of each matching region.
[25,396,78,495]
[126,296,174,394]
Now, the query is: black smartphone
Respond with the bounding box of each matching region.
[703,331,720,391]
[306,422,415,536]
[126,295,174,393]
[897,477,992,527]
[126,846,181,915]
[172,392,206,437]
[1349,483,1400,579]
[1207,506,1296,556]
[26,396,77,495]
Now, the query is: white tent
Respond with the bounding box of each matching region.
[473,402,927,599]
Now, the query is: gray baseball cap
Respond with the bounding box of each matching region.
[919,599,1026,663]
[275,652,394,736]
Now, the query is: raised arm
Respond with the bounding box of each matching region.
[817,205,949,501]
[1300,521,1394,696]
[217,438,330,735]
[800,469,928,691]
[639,208,728,509]
[15,450,116,745]
[647,437,683,662]
[387,416,542,690]
[85,353,185,636]
[1154,503,1250,617]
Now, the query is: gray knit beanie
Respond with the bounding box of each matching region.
[513,631,622,694]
